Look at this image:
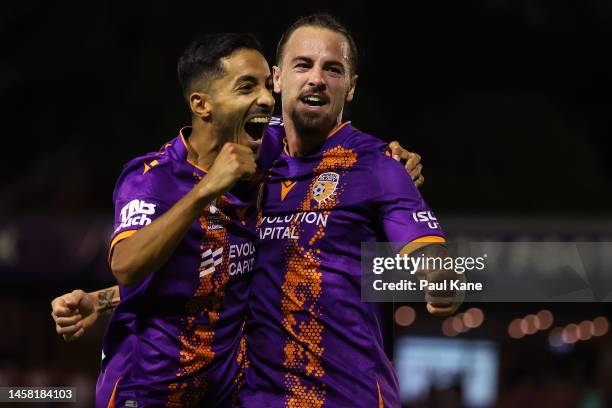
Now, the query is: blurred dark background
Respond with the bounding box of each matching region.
[1,0,612,406]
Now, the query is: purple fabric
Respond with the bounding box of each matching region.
[97,128,257,407]
[240,122,444,407]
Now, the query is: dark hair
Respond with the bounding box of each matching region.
[177,33,263,99]
[276,13,358,75]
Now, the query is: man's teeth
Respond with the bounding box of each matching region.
[305,96,323,103]
[247,117,270,124]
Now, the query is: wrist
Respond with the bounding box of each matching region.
[195,180,221,205]
[94,287,120,314]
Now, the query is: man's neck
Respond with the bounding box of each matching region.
[283,114,342,157]
[184,119,224,171]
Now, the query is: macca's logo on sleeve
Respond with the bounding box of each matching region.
[115,199,157,232]
[312,172,339,205]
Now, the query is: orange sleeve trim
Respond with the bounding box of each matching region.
[400,235,446,256]
[108,230,138,263]
[412,235,446,244]
[377,380,384,408]
[107,377,121,408]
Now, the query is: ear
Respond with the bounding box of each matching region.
[272,65,282,94]
[189,91,212,119]
[346,74,358,102]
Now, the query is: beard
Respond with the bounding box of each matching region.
[290,108,336,136]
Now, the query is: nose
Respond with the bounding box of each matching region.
[257,88,275,113]
[307,66,326,89]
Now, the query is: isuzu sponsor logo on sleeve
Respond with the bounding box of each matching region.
[412,211,440,229]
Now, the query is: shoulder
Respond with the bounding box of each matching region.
[113,141,176,201]
[344,126,388,154]
[343,126,408,179]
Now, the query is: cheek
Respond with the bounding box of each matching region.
[221,97,244,113]
[329,85,348,104]
[330,88,346,105]
[284,74,307,93]
[282,80,297,95]
[214,100,241,125]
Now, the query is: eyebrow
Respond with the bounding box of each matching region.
[235,75,258,83]
[291,56,345,69]
[291,56,313,64]
[233,74,273,90]
[235,74,273,83]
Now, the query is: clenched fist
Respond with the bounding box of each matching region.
[198,143,257,198]
[50,289,98,342]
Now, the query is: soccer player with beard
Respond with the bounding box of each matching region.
[50,28,426,407]
[238,14,460,407]
[56,33,274,407]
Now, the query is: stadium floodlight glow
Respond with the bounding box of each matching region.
[549,317,608,345]
[442,317,459,337]
[508,319,524,339]
[536,310,554,330]
[593,316,609,337]
[394,306,416,327]
[562,324,579,344]
[578,321,594,341]
[521,315,539,335]
[451,316,466,333]
[463,308,484,329]
[456,313,465,331]
[442,309,484,337]
[511,311,554,339]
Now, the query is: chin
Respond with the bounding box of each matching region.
[293,111,333,133]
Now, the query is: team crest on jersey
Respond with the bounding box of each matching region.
[311,172,339,204]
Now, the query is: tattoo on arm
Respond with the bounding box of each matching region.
[98,288,120,314]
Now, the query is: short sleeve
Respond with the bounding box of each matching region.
[109,160,170,258]
[370,153,445,246]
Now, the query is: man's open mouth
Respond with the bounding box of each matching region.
[244,116,270,140]
[300,95,328,107]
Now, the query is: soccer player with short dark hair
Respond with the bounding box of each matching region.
[91,33,271,407]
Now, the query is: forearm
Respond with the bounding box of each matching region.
[89,285,120,315]
[111,185,216,287]
[400,242,448,282]
[400,242,462,316]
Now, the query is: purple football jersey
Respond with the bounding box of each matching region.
[97,128,258,407]
[239,121,445,407]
